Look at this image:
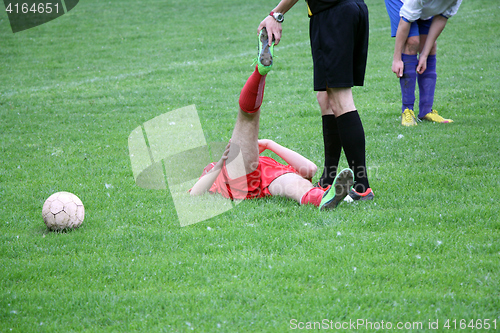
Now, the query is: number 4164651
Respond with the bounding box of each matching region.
[5,2,59,14]
[444,319,497,330]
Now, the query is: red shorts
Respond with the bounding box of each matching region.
[201,156,299,200]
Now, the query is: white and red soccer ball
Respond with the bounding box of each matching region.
[42,192,85,231]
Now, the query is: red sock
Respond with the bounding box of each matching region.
[239,66,266,113]
[300,187,326,207]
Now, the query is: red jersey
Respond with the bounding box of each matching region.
[201,156,299,200]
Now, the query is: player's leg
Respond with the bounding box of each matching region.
[226,67,266,179]
[225,108,261,180]
[400,36,419,126]
[417,23,452,123]
[325,87,370,195]
[268,168,353,210]
[417,19,437,119]
[417,35,438,119]
[316,91,342,187]
[386,0,419,125]
[225,28,275,179]
[268,173,317,204]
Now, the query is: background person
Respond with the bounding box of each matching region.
[386,0,462,126]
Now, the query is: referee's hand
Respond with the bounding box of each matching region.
[258,16,282,46]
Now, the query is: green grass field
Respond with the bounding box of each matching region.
[1,0,499,332]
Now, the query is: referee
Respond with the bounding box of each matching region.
[258,0,374,202]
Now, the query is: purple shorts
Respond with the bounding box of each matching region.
[385,0,432,37]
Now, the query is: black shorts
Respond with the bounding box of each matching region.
[309,0,369,90]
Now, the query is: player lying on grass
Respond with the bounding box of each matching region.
[190,29,354,210]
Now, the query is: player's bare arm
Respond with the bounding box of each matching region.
[258,139,317,180]
[392,18,412,77]
[190,142,231,196]
[258,0,299,46]
[417,15,447,74]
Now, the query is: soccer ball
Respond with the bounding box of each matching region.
[42,192,85,231]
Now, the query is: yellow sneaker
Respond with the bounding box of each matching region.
[401,108,418,126]
[422,110,454,123]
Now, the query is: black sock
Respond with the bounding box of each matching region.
[336,110,370,193]
[318,114,342,187]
